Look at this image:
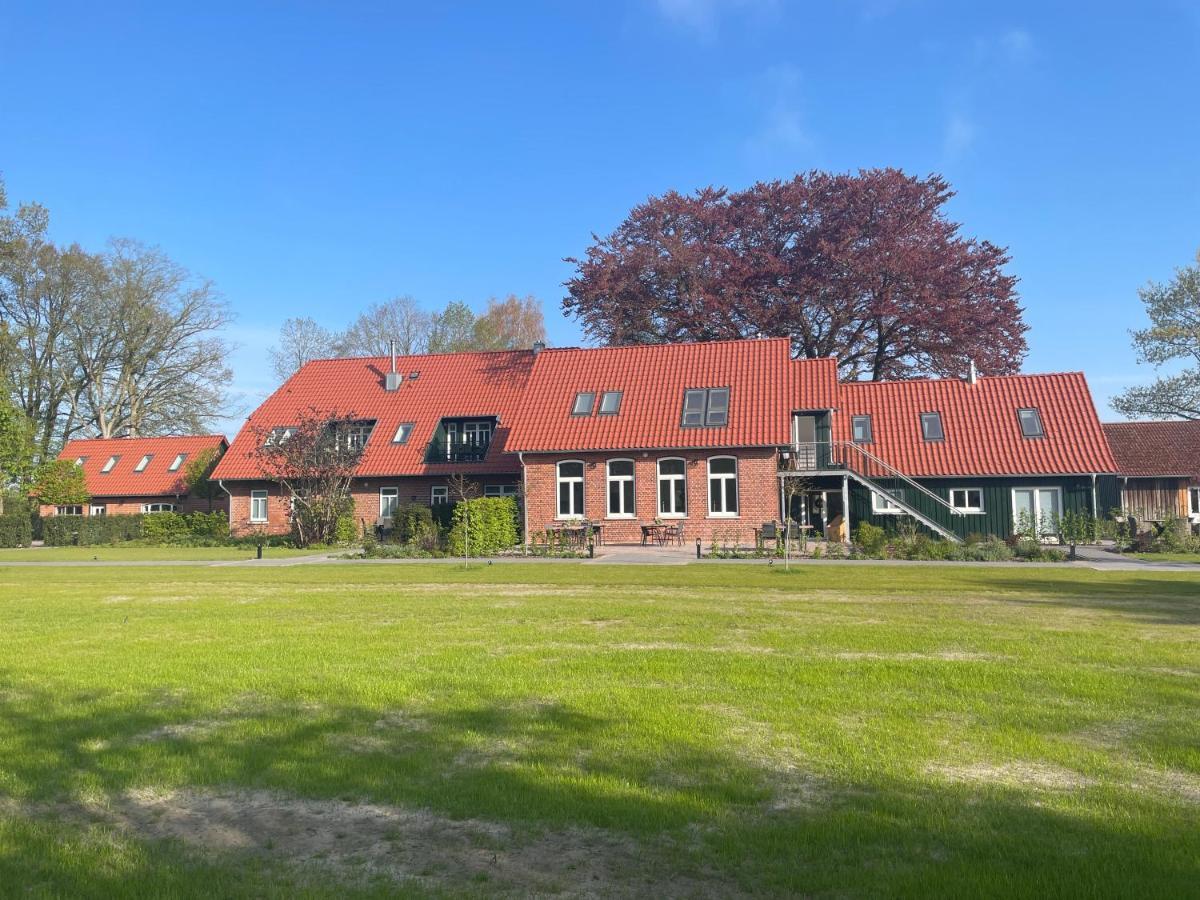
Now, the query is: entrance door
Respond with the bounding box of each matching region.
[793,415,817,469]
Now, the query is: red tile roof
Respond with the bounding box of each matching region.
[59,435,228,498]
[835,373,1117,476]
[1102,421,1200,480]
[506,338,839,452]
[212,350,535,481]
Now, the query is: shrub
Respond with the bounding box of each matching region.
[334,514,359,545]
[0,513,31,547]
[31,459,89,507]
[961,537,1013,561]
[852,522,888,557]
[185,511,229,541]
[43,514,144,546]
[393,503,439,546]
[141,512,191,544]
[447,497,519,557]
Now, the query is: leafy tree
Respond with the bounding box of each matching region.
[269,317,338,381]
[427,301,478,354]
[1112,251,1200,420]
[183,445,224,509]
[0,392,34,514]
[472,294,546,350]
[31,459,89,507]
[337,295,432,357]
[253,410,365,546]
[564,169,1026,380]
[1059,510,1096,560]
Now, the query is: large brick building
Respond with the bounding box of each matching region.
[211,337,1122,545]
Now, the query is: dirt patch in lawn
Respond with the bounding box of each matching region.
[44,787,739,896]
[928,761,1094,791]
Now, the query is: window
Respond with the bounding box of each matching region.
[872,489,903,514]
[392,422,414,444]
[344,422,374,450]
[379,487,399,519]
[681,387,731,428]
[431,485,449,505]
[949,488,984,513]
[134,454,152,472]
[1011,487,1062,539]
[141,503,176,513]
[484,485,519,498]
[250,490,268,523]
[1017,408,1045,439]
[920,412,945,442]
[1190,487,1200,516]
[91,505,106,516]
[657,458,687,517]
[556,461,585,518]
[707,456,738,516]
[462,421,491,446]
[74,456,87,466]
[101,455,119,473]
[571,392,595,416]
[606,459,635,517]
[56,505,83,516]
[852,415,873,444]
[598,391,622,415]
[265,427,295,446]
[168,453,186,472]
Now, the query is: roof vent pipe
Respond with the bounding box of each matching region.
[384,339,402,391]
[532,341,545,356]
[967,359,978,385]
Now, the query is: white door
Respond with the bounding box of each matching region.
[1012,487,1062,539]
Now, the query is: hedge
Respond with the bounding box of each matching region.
[43,514,144,546]
[0,514,32,548]
[447,497,519,557]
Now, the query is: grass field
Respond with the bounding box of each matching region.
[1131,552,1200,564]
[0,546,323,562]
[0,563,1197,898]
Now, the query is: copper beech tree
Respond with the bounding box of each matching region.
[564,169,1027,381]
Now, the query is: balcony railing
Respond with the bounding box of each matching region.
[425,436,492,463]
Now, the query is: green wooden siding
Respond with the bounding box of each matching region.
[848,475,1099,540]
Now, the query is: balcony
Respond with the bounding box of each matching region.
[425,435,492,463]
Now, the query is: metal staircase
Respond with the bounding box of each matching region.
[780,441,965,542]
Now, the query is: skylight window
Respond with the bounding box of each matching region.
[852,415,873,444]
[681,388,730,428]
[134,454,152,472]
[598,391,622,415]
[74,456,87,466]
[920,412,944,442]
[101,455,119,473]
[1017,408,1045,438]
[571,392,596,416]
[393,422,414,444]
[168,453,186,472]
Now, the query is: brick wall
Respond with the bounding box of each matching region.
[521,448,780,545]
[39,494,226,518]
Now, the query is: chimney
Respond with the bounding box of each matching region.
[384,339,402,391]
[532,341,545,356]
[967,359,978,385]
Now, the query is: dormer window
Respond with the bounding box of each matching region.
[598,391,622,415]
[168,453,186,472]
[1017,408,1045,438]
[134,454,152,472]
[101,455,119,473]
[681,388,730,428]
[920,412,944,442]
[343,422,374,450]
[265,427,296,446]
[392,422,414,444]
[852,415,873,444]
[572,392,595,416]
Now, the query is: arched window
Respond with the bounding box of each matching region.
[606,459,635,518]
[557,460,585,518]
[707,456,738,516]
[657,458,687,517]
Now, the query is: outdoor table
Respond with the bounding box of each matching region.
[641,524,672,546]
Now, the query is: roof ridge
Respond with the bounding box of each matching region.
[536,336,792,354]
[302,347,533,365]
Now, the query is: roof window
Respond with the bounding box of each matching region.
[598,391,622,415]
[168,453,186,472]
[134,454,152,472]
[852,415,873,444]
[1017,408,1045,438]
[682,388,730,428]
[393,422,414,444]
[571,392,596,416]
[101,455,119,473]
[920,412,944,442]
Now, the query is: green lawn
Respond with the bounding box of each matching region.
[0,545,325,562]
[1132,552,1200,564]
[0,563,1197,898]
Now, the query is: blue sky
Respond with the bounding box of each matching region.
[2,1,1197,435]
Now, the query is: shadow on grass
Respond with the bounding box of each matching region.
[977,578,1200,625]
[0,680,1196,897]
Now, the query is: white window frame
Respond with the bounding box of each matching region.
[56,505,83,516]
[598,391,622,415]
[871,489,903,515]
[1190,486,1200,518]
[484,484,518,498]
[379,487,399,519]
[250,490,269,523]
[101,455,119,473]
[134,454,152,473]
[949,487,985,514]
[90,505,106,517]
[168,453,186,472]
[707,456,739,517]
[1011,486,1063,540]
[606,458,636,519]
[392,422,414,444]
[74,456,87,466]
[266,427,295,446]
[431,485,449,505]
[556,460,585,519]
[343,423,374,450]
[463,421,491,446]
[141,502,176,514]
[657,457,687,518]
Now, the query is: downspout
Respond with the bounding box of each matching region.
[519,452,529,552]
[1090,473,1098,517]
[841,474,850,543]
[218,480,234,532]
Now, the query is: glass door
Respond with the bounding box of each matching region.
[1012,487,1062,540]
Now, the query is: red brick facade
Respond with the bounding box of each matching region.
[39,493,226,518]
[521,448,781,545]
